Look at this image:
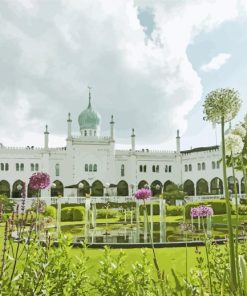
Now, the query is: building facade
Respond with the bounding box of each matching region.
[0,91,245,199]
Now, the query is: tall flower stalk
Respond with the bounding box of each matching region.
[134,188,164,295]
[29,172,50,238]
[203,88,242,293]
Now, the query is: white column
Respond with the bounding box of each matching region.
[110,115,115,141]
[84,198,91,241]
[176,129,180,153]
[135,201,140,243]
[159,199,166,242]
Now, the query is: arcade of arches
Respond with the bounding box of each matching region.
[0,177,245,198]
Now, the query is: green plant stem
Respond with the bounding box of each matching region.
[143,200,165,296]
[240,155,247,199]
[221,117,237,292]
[232,158,242,295]
[202,219,213,296]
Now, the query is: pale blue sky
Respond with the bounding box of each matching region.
[0,1,246,150]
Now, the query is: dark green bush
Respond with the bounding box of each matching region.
[139,203,160,215]
[184,200,229,218]
[44,205,57,218]
[72,207,85,221]
[97,209,118,219]
[61,207,85,221]
[166,205,184,216]
[238,205,247,215]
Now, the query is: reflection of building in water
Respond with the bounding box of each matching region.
[0,90,244,198]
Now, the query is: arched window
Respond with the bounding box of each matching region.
[84,130,87,136]
[217,161,220,169]
[35,163,39,171]
[5,163,9,171]
[212,161,215,169]
[139,165,143,172]
[16,163,19,171]
[152,165,155,172]
[168,165,172,172]
[165,165,168,172]
[121,164,125,177]
[144,165,147,172]
[55,164,60,176]
[85,164,88,172]
[93,164,97,172]
[156,165,159,173]
[20,163,24,171]
[31,163,34,171]
[189,164,192,171]
[185,165,188,172]
[1,163,4,171]
[197,163,201,171]
[202,162,206,170]
[89,164,93,172]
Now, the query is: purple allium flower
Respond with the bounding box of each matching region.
[134,188,152,200]
[190,205,213,217]
[29,172,50,190]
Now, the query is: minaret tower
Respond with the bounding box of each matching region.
[176,129,180,153]
[67,112,72,140]
[131,128,135,152]
[110,115,115,141]
[44,124,49,150]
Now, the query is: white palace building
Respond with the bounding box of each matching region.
[0,91,245,201]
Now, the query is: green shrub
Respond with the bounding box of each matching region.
[238,205,247,215]
[44,205,57,218]
[97,209,118,219]
[61,207,85,221]
[61,207,73,221]
[184,199,229,218]
[139,203,160,215]
[166,205,184,216]
[118,211,136,222]
[96,202,136,210]
[72,207,85,221]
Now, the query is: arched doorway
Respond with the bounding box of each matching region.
[210,177,223,194]
[0,180,10,197]
[91,180,103,196]
[196,179,209,195]
[183,180,194,196]
[117,180,129,196]
[138,180,148,189]
[12,180,24,198]
[228,176,239,194]
[51,180,64,197]
[78,180,90,197]
[163,180,173,192]
[151,180,162,196]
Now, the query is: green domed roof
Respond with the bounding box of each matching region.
[78,91,101,130]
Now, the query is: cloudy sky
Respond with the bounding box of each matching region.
[0,0,247,151]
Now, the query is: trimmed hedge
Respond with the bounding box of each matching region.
[44,206,57,219]
[237,205,247,215]
[96,209,119,219]
[166,205,184,216]
[184,200,230,218]
[61,206,85,221]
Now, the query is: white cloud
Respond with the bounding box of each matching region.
[0,0,246,148]
[201,53,231,72]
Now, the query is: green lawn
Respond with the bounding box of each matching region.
[0,213,245,282]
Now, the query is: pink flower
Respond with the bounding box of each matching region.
[191,205,214,217]
[134,188,152,200]
[29,172,50,190]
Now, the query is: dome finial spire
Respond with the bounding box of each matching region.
[88,86,92,108]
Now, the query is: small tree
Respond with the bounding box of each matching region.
[0,194,15,213]
[162,184,186,205]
